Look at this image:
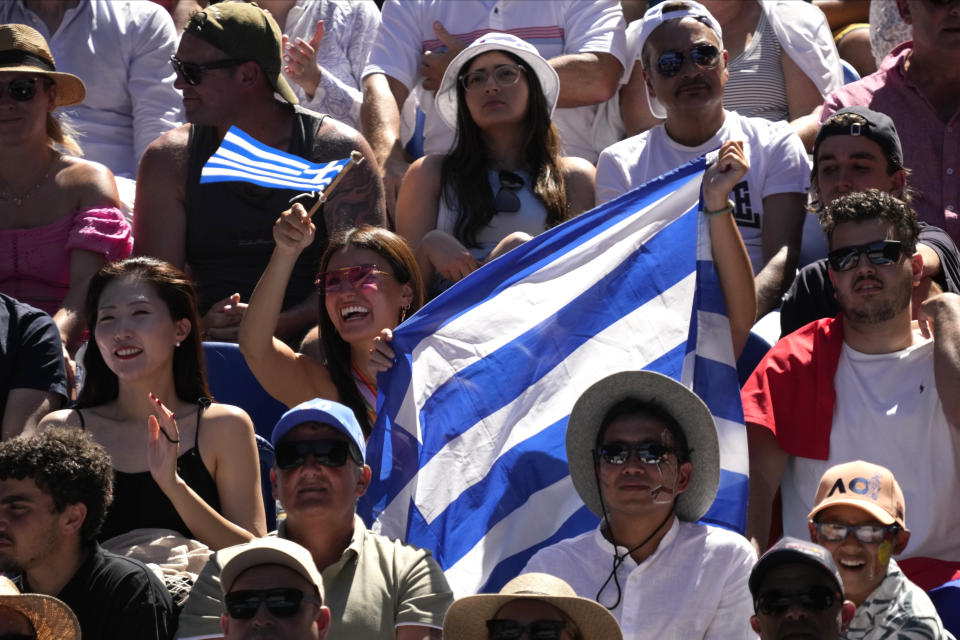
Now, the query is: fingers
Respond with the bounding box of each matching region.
[148,392,181,443]
[433,21,462,52]
[310,19,325,48]
[275,203,316,248]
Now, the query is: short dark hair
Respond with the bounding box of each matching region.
[818,189,919,254]
[595,398,691,463]
[0,429,113,544]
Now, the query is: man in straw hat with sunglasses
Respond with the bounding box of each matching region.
[443,573,623,640]
[522,371,756,639]
[177,398,453,640]
[135,0,384,346]
[0,576,80,640]
[743,190,960,592]
[595,0,810,320]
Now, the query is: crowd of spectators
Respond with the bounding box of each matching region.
[0,0,957,638]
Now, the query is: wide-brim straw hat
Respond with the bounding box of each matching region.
[0,24,85,106]
[435,31,559,130]
[442,573,623,640]
[0,577,80,640]
[566,370,720,522]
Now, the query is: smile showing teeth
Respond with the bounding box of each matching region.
[340,305,370,320]
[840,559,865,569]
[115,347,142,357]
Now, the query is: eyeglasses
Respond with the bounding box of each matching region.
[655,43,721,78]
[274,438,363,470]
[225,588,314,619]
[0,77,41,102]
[486,619,567,640]
[170,54,245,85]
[827,240,904,272]
[597,441,676,465]
[812,520,899,544]
[755,586,839,616]
[316,264,393,294]
[460,63,525,92]
[494,170,524,213]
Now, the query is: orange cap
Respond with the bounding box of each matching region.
[808,460,906,528]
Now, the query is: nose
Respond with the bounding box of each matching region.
[482,72,501,93]
[782,601,811,621]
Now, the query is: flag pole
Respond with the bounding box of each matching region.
[306,150,364,218]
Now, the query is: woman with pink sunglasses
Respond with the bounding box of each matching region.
[239,205,424,436]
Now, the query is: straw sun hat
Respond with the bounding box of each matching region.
[0,577,80,640]
[0,24,85,106]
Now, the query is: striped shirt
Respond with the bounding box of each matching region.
[723,11,789,122]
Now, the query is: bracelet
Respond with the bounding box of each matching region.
[701,199,735,218]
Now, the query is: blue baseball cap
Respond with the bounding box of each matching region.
[270,398,366,463]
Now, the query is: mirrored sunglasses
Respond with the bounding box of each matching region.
[494,170,524,213]
[460,63,525,92]
[225,588,310,619]
[812,521,898,544]
[0,77,41,102]
[274,438,362,470]
[170,54,244,85]
[486,619,567,640]
[656,43,721,78]
[597,441,676,465]
[827,240,904,272]
[316,264,393,294]
[755,585,839,616]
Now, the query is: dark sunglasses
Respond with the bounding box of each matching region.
[274,438,363,470]
[0,634,37,640]
[486,619,567,640]
[597,441,675,466]
[656,43,721,78]
[316,264,393,294]
[0,77,41,102]
[460,63,525,92]
[756,585,839,616]
[812,520,899,544]
[225,588,312,619]
[494,170,524,213]
[827,240,904,272]
[170,54,244,85]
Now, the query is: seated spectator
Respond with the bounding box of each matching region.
[240,221,424,436]
[596,1,810,319]
[0,24,131,379]
[523,371,756,639]
[0,294,68,440]
[361,0,625,211]
[0,1,183,185]
[749,537,856,640]
[218,537,330,640]
[0,428,175,640]
[135,1,384,345]
[396,33,596,295]
[743,190,960,591]
[808,460,951,639]
[0,575,80,640]
[40,258,266,550]
[176,398,453,640]
[443,573,622,640]
[780,107,960,337]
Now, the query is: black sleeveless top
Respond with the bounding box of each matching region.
[184,106,329,314]
[79,404,223,542]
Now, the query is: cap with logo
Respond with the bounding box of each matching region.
[749,536,844,601]
[808,460,906,529]
[813,106,903,168]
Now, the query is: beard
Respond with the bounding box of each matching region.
[837,272,913,324]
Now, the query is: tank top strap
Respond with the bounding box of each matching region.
[194,397,211,453]
[75,409,86,431]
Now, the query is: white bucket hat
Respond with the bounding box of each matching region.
[435,32,560,130]
[636,0,723,119]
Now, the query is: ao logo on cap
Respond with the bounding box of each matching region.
[827,473,882,501]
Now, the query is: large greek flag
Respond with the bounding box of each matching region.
[199,126,349,192]
[360,157,749,597]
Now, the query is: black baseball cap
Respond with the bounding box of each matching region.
[749,536,844,600]
[813,106,903,168]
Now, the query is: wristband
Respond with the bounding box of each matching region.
[701,199,735,218]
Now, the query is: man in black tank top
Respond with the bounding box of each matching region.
[134,2,385,345]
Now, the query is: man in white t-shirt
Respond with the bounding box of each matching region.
[742,189,960,592]
[595,0,809,319]
[522,371,756,640]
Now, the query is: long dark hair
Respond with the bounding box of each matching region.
[440,49,569,249]
[318,226,424,436]
[77,257,211,407]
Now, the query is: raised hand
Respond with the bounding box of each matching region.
[147,392,182,493]
[202,293,247,342]
[420,21,466,91]
[273,202,317,256]
[370,328,397,373]
[282,19,325,97]
[702,140,749,211]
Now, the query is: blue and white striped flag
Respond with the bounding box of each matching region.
[200,126,349,192]
[360,156,749,597]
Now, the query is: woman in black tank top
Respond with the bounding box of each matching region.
[40,258,266,550]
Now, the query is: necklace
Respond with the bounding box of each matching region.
[0,159,55,206]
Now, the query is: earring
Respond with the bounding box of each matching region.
[400,304,410,323]
[175,341,181,347]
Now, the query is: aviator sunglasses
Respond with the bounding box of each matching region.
[316,264,393,294]
[274,438,363,470]
[597,442,676,465]
[0,77,41,102]
[460,63,525,92]
[169,55,244,85]
[755,585,839,616]
[827,240,904,272]
[486,619,567,640]
[655,43,721,78]
[812,521,899,544]
[225,588,313,619]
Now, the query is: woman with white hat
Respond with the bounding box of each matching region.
[0,24,130,393]
[395,32,596,296]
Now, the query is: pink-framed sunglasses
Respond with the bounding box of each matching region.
[316,264,393,294]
